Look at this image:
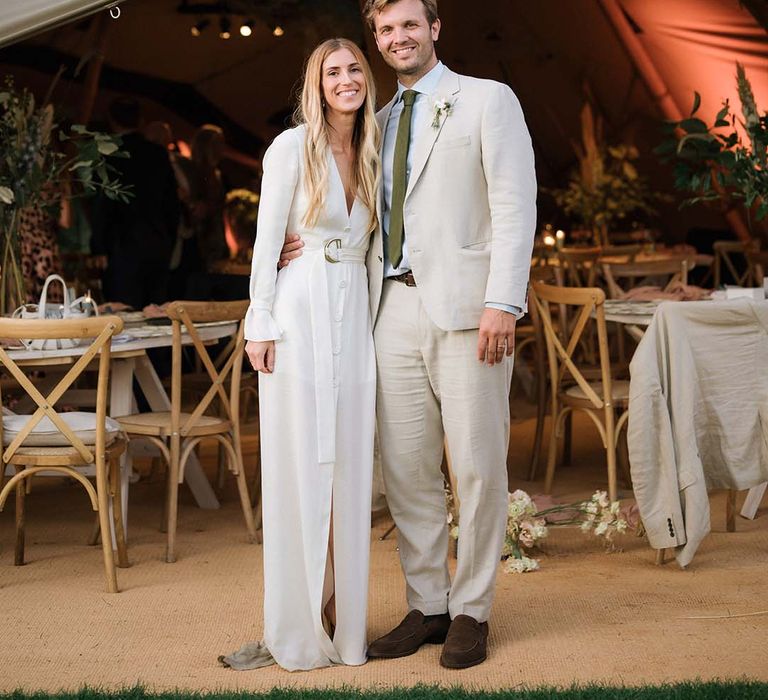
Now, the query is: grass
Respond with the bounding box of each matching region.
[2,682,768,700]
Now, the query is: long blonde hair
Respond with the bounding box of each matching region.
[294,38,380,233]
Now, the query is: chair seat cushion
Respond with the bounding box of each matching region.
[2,412,122,447]
[115,412,230,437]
[564,380,630,403]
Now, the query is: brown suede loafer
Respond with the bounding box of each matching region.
[439,614,489,669]
[368,610,451,659]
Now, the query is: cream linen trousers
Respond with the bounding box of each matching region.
[374,279,512,622]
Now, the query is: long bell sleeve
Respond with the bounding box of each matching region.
[244,128,301,341]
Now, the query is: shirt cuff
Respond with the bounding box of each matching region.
[485,302,524,319]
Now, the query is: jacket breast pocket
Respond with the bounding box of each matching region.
[461,240,490,252]
[434,135,471,151]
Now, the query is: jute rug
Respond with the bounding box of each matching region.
[1,412,766,692]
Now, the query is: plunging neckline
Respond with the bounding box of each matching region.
[329,149,357,220]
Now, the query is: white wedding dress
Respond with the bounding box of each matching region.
[244,125,375,671]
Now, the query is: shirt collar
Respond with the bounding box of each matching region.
[395,61,445,102]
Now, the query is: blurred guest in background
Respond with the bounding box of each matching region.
[90,97,180,309]
[144,120,204,300]
[190,124,229,265]
[19,193,63,302]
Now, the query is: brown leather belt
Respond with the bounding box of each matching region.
[389,271,417,287]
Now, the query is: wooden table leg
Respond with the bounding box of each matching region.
[726,490,737,532]
[110,357,136,543]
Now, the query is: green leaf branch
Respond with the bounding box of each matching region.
[656,63,768,224]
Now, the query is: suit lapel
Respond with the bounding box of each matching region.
[406,69,461,198]
[376,97,396,223]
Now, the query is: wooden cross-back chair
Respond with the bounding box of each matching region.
[713,239,760,287]
[599,243,643,262]
[745,249,768,287]
[600,255,695,300]
[164,332,260,492]
[530,281,630,501]
[0,315,128,592]
[556,247,602,288]
[115,300,258,563]
[510,266,557,483]
[552,248,606,367]
[182,334,259,423]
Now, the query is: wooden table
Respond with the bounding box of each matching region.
[602,299,659,341]
[599,250,712,267]
[4,319,238,531]
[602,299,766,520]
[209,260,251,276]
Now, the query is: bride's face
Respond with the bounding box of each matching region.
[321,48,367,116]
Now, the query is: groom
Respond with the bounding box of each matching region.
[282,0,536,668]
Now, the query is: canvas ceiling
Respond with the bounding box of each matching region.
[0,0,117,48]
[0,0,766,234]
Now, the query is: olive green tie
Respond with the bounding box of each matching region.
[388,89,417,269]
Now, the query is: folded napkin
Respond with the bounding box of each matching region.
[622,282,711,302]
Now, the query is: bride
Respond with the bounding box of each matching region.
[239,38,379,671]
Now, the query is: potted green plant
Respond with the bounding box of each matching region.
[224,188,260,262]
[548,102,664,247]
[0,77,130,314]
[656,63,767,232]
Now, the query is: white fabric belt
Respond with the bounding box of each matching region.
[303,239,367,464]
[303,238,367,264]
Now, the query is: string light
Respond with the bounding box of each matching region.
[190,18,209,36]
[219,16,231,39]
[272,25,284,37]
[240,19,254,37]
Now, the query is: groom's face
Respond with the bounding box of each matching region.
[372,0,440,81]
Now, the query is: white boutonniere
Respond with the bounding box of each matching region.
[430,96,454,129]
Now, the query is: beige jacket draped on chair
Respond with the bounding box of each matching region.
[627,299,768,567]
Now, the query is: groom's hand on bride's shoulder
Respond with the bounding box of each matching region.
[278,233,304,269]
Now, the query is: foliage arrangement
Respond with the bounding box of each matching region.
[0,77,129,311]
[225,188,259,229]
[548,102,664,246]
[224,188,259,260]
[656,63,767,223]
[449,489,631,573]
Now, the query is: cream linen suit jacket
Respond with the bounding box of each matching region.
[628,298,768,568]
[366,67,537,330]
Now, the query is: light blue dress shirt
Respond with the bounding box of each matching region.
[381,61,521,318]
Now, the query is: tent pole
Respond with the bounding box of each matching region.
[598,0,752,242]
[78,11,112,125]
[598,0,684,121]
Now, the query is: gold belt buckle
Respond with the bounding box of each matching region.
[324,238,342,263]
